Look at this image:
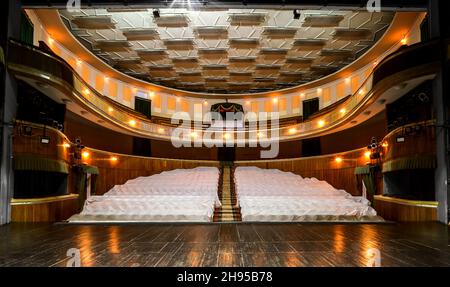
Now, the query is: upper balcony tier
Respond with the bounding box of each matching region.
[7,33,440,144]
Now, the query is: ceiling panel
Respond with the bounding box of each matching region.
[60,8,394,94]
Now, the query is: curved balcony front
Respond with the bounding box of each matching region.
[7,37,440,144]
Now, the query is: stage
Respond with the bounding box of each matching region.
[1,222,449,267]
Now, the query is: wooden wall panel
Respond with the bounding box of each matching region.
[374,196,437,221]
[13,122,71,162]
[382,122,435,162]
[11,195,79,222]
[81,148,220,195]
[235,149,370,196]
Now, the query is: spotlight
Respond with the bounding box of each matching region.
[110,156,118,162]
[153,9,160,18]
[293,10,301,20]
[335,157,343,163]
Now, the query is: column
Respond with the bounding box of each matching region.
[0,0,21,225]
[429,0,450,224]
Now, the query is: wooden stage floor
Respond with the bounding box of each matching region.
[0,222,449,267]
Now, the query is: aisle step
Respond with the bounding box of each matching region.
[213,163,242,222]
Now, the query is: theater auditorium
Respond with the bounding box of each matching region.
[0,0,449,267]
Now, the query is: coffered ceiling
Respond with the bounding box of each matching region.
[59,8,395,94]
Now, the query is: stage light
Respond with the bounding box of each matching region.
[128,120,136,127]
[272,98,278,104]
[245,101,250,106]
[335,157,343,163]
[317,88,323,94]
[257,132,264,138]
[190,131,198,138]
[110,156,118,162]
[382,142,388,148]
[300,93,305,99]
[76,59,82,66]
[83,88,90,95]
[288,128,297,135]
[345,77,351,84]
[63,142,71,148]
[223,133,231,139]
[176,97,180,102]
[158,128,165,134]
[359,90,365,95]
[153,9,160,18]
[293,10,301,20]
[318,120,325,128]
[82,151,90,159]
[203,100,208,106]
[364,151,371,159]
[339,108,346,114]
[48,37,54,45]
[108,107,114,112]
[104,76,109,82]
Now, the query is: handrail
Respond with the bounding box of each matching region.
[7,38,440,143]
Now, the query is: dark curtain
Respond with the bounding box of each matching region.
[20,12,33,46]
[302,97,319,120]
[135,97,151,118]
[14,171,68,198]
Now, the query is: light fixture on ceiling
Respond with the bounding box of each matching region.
[153,9,160,18]
[293,10,301,20]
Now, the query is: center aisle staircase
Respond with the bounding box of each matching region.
[213,162,242,222]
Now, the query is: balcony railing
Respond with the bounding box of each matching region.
[7,38,440,144]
